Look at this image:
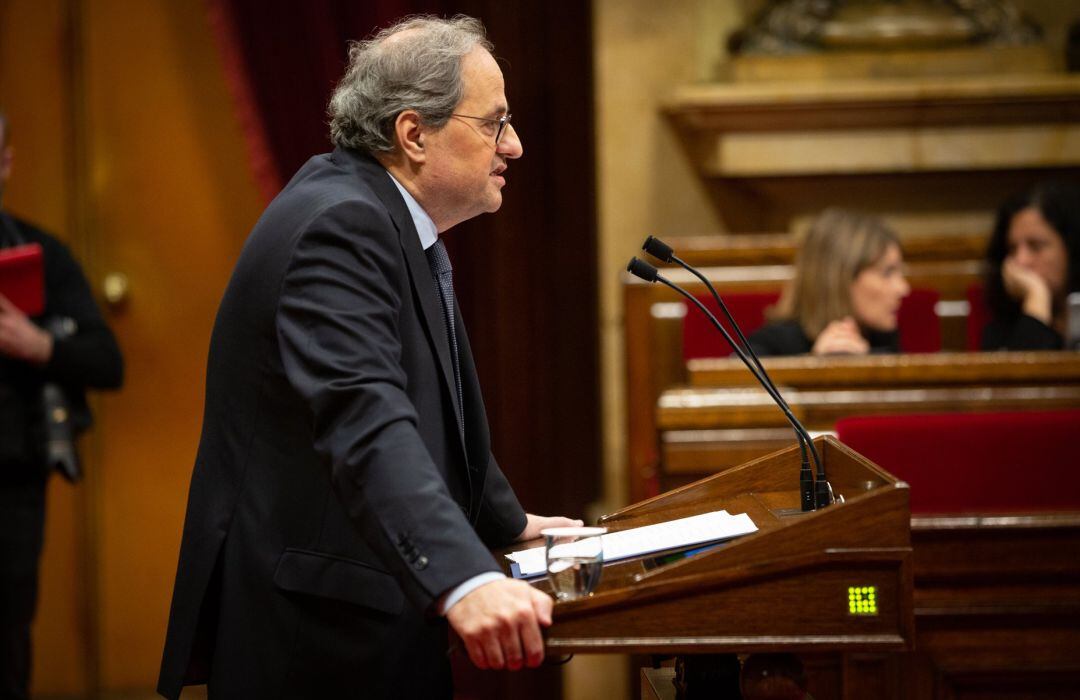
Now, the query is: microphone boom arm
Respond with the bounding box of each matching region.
[669,254,826,483]
[654,274,821,511]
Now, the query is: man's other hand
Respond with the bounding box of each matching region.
[446,578,553,670]
[516,513,584,542]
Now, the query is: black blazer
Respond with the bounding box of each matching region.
[158,148,526,699]
[981,313,1063,351]
[0,214,123,478]
[746,319,900,357]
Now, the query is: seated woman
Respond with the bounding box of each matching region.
[981,180,1080,351]
[747,208,911,357]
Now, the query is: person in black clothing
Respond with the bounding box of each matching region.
[748,208,911,357]
[0,110,123,698]
[981,181,1080,351]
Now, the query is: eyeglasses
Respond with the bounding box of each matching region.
[450,113,512,146]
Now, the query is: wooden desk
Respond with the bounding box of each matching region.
[905,512,1080,698]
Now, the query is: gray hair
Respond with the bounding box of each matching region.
[328,15,492,154]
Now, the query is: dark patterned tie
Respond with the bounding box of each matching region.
[425,238,464,434]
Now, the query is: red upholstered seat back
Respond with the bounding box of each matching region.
[836,410,1080,514]
[966,283,990,351]
[681,289,941,360]
[682,292,780,360]
[897,288,940,354]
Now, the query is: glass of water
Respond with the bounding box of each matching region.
[541,526,607,601]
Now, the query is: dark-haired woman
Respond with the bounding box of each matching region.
[982,181,1080,350]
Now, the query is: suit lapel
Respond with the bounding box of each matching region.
[346,150,470,460]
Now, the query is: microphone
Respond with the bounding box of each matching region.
[644,237,832,507]
[627,251,830,511]
[642,235,674,263]
[627,256,659,283]
[645,237,829,507]
[638,240,832,508]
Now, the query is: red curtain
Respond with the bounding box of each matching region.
[207,0,433,200]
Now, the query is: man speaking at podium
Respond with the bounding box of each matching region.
[159,16,579,700]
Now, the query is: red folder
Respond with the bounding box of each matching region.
[0,243,45,316]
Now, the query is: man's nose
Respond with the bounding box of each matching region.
[498,123,523,159]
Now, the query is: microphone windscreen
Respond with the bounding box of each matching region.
[626,257,658,282]
[642,236,674,262]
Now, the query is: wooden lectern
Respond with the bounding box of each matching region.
[520,436,914,695]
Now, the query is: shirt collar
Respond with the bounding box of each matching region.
[386,171,438,251]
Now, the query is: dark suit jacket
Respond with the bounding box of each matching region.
[158,148,527,700]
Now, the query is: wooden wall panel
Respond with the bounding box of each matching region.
[0,0,72,234]
[81,0,263,688]
[2,0,262,693]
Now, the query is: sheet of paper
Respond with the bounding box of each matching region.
[506,510,757,577]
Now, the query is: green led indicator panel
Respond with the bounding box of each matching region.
[848,586,878,615]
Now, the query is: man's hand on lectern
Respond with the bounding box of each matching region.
[516,513,584,542]
[446,578,553,670]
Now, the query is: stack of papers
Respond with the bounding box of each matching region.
[506,510,757,578]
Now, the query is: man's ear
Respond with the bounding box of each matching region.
[394,111,426,164]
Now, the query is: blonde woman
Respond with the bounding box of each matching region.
[747,208,911,356]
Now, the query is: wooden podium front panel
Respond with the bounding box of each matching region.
[536,438,914,656]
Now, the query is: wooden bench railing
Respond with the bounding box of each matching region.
[653,231,989,267]
[687,350,1080,388]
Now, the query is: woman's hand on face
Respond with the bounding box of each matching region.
[812,317,870,356]
[1002,258,1053,325]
